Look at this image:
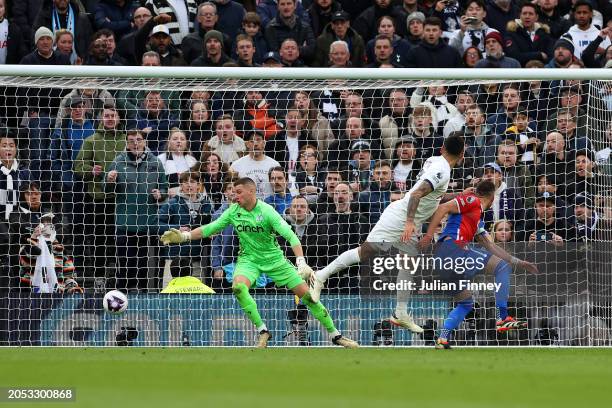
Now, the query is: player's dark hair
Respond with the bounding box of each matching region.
[443,133,465,157]
[475,180,496,197]
[234,177,257,188]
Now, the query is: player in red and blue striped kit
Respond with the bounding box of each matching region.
[418,180,539,349]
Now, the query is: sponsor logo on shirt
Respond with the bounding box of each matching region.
[236,224,264,233]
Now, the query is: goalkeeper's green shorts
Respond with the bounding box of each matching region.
[234,257,304,289]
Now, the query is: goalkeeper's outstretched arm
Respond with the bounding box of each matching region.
[161,209,231,245]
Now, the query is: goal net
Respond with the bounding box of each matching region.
[0,67,610,346]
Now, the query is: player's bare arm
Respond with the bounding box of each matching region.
[418,199,460,251]
[400,181,433,242]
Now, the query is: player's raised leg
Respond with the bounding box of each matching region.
[308,246,362,303]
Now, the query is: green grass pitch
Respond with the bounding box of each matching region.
[1,348,610,408]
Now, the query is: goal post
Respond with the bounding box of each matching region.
[0,66,610,346]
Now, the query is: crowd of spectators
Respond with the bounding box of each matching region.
[0,0,611,294]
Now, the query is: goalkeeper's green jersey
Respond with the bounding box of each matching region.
[201,200,301,263]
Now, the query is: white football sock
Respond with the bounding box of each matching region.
[316,248,361,282]
[395,268,413,317]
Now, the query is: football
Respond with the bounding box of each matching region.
[103,290,128,315]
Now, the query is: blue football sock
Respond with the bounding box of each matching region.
[494,260,511,321]
[439,299,474,340]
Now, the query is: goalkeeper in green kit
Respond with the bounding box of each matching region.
[161,177,358,348]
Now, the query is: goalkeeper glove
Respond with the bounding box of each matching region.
[296,256,314,280]
[161,228,191,245]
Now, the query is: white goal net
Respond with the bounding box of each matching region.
[0,67,610,346]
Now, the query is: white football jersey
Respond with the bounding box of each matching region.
[367,155,451,242]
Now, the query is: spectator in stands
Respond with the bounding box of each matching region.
[234,34,259,67]
[17,211,81,294]
[409,85,459,135]
[407,104,444,161]
[326,40,351,68]
[405,11,425,47]
[380,88,411,159]
[461,104,500,168]
[105,129,168,291]
[491,219,513,243]
[475,31,521,68]
[232,12,268,65]
[200,151,228,210]
[462,45,483,67]
[209,0,245,41]
[0,0,26,64]
[495,139,536,208]
[567,149,612,205]
[55,87,115,130]
[366,35,400,68]
[311,167,343,214]
[96,28,128,65]
[182,2,232,64]
[264,0,316,63]
[20,26,71,65]
[83,36,122,66]
[135,15,187,66]
[353,0,404,43]
[256,0,310,29]
[158,128,198,197]
[307,0,342,38]
[534,173,572,219]
[34,0,93,59]
[283,195,316,241]
[486,84,535,136]
[266,106,317,174]
[485,0,518,36]
[94,0,136,40]
[314,10,364,68]
[537,0,572,40]
[546,86,588,135]
[553,108,591,152]
[186,101,213,155]
[278,38,304,67]
[480,161,524,229]
[295,144,325,204]
[505,2,554,67]
[133,90,179,156]
[293,91,334,154]
[8,181,56,250]
[229,130,280,198]
[582,26,612,68]
[264,166,294,214]
[190,29,233,66]
[331,91,381,142]
[443,90,475,138]
[117,7,152,65]
[0,134,29,224]
[562,0,610,60]
[233,90,281,139]
[357,160,399,225]
[327,116,381,169]
[390,136,421,192]
[449,0,495,56]
[143,0,197,46]
[573,193,610,241]
[347,140,375,192]
[74,105,125,276]
[310,182,368,292]
[156,171,212,278]
[54,29,79,64]
[405,17,463,68]
[210,173,239,288]
[206,114,246,164]
[431,0,461,35]
[538,132,574,189]
[365,16,411,67]
[517,191,576,243]
[503,106,540,172]
[13,0,45,50]
[546,38,576,68]
[51,96,96,200]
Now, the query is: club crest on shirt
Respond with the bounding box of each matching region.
[256,214,264,223]
[466,196,476,204]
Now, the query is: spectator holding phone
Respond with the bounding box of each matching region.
[516,191,576,244]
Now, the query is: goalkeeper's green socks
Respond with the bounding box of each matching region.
[233,282,266,331]
[301,292,340,337]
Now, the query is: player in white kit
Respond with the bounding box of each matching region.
[306,134,466,333]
